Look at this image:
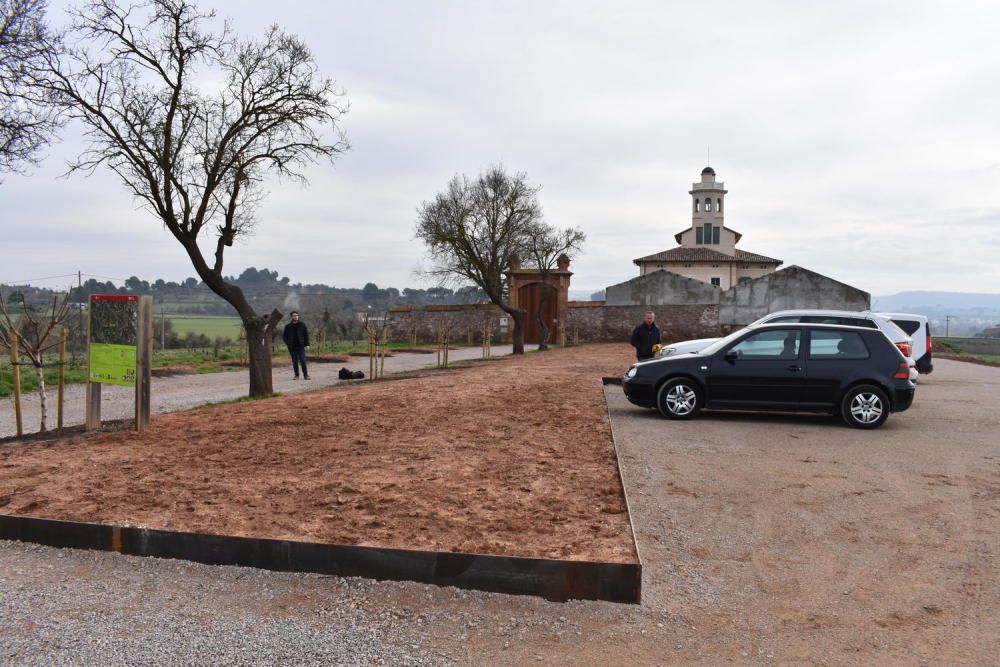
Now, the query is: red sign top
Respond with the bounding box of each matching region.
[90,294,138,302]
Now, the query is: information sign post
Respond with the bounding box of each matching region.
[85,295,152,432]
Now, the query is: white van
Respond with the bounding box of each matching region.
[874,313,932,374]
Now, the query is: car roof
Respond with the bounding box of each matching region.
[764,309,879,318]
[749,322,879,332]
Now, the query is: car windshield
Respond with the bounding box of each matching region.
[699,327,753,356]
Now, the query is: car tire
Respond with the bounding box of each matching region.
[656,378,703,420]
[841,384,890,429]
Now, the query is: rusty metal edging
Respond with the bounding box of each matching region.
[601,376,644,591]
[0,513,640,604]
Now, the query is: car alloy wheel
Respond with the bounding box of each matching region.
[841,384,890,429]
[657,378,702,420]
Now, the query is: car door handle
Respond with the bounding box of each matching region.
[787,365,801,372]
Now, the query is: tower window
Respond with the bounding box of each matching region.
[705,199,712,212]
[717,198,722,213]
[696,227,703,244]
[694,198,700,212]
[712,226,720,244]
[703,223,712,244]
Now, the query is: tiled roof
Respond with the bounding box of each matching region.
[633,247,782,264]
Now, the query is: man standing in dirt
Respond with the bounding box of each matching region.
[630,310,662,362]
[283,310,310,380]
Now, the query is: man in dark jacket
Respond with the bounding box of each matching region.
[282,310,310,379]
[630,310,661,361]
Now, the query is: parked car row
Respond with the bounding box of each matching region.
[624,310,922,429]
[657,309,933,381]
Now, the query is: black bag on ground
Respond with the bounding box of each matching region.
[339,368,366,380]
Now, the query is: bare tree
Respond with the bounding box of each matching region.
[0,0,59,177]
[0,288,73,431]
[415,165,542,355]
[523,222,585,350]
[35,0,348,396]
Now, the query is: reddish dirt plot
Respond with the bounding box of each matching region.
[0,345,637,563]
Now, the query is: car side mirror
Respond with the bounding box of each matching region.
[724,350,738,362]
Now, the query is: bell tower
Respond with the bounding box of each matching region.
[688,166,728,248]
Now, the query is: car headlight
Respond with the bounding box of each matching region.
[625,365,637,379]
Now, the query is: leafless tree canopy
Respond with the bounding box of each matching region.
[523,221,585,349]
[32,0,349,395]
[0,0,59,177]
[415,165,544,354]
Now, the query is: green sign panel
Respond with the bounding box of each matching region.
[89,342,137,386]
[88,295,138,387]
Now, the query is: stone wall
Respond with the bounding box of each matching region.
[388,304,509,343]
[719,265,870,327]
[566,302,719,344]
[605,269,720,306]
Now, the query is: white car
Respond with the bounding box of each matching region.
[874,312,933,374]
[660,309,918,380]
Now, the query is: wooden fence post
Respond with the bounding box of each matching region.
[10,331,22,437]
[135,296,152,432]
[58,329,66,429]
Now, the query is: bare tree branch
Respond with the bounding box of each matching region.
[33,0,349,396]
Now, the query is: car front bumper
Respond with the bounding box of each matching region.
[622,376,656,408]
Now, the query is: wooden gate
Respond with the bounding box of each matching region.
[518,283,557,344]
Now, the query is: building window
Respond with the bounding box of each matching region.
[696,227,703,244]
[703,223,712,244]
[712,226,720,244]
[717,198,722,213]
[694,198,700,212]
[711,277,721,286]
[684,263,692,268]
[712,263,720,268]
[705,199,712,212]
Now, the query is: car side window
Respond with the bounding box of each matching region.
[767,316,802,323]
[729,330,801,360]
[891,319,921,335]
[809,330,870,360]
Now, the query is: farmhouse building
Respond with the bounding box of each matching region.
[633,167,781,290]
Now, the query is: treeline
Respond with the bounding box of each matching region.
[3,267,487,314]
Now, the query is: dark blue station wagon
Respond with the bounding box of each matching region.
[622,323,916,429]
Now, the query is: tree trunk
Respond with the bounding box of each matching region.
[535,283,552,351]
[33,357,48,432]
[243,310,282,397]
[509,309,525,355]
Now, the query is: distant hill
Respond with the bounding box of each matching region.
[871,291,1000,337]
[872,291,1000,311]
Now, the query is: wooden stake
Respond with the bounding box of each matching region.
[135,296,152,432]
[10,331,22,437]
[58,329,66,429]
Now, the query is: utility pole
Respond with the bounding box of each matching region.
[945,315,957,337]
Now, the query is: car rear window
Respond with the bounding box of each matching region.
[809,330,870,360]
[890,319,921,335]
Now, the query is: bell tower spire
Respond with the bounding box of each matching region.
[687,166,728,247]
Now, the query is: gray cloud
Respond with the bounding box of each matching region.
[2,0,999,296]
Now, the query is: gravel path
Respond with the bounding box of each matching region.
[0,359,996,665]
[1,346,513,439]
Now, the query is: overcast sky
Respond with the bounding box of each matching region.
[2,0,999,296]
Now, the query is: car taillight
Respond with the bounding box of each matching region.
[895,341,912,357]
[926,335,932,353]
[894,362,910,379]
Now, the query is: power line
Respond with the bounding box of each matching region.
[1,273,78,285]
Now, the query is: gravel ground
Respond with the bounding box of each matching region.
[1,346,513,439]
[0,358,997,665]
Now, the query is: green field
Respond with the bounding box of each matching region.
[164,315,243,339]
